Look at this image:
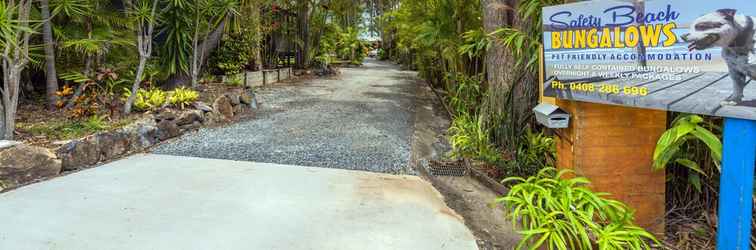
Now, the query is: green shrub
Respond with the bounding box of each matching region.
[123,88,167,111]
[377,48,388,60]
[448,114,500,163]
[653,114,722,191]
[447,73,483,117]
[499,168,659,250]
[169,87,199,109]
[224,74,243,87]
[209,32,256,75]
[501,128,556,178]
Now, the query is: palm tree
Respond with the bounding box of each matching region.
[40,0,59,110]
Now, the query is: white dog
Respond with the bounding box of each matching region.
[682,9,756,105]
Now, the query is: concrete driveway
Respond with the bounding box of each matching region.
[0,154,476,250]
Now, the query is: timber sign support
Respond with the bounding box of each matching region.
[541,1,756,248]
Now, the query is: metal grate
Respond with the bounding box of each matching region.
[427,160,467,176]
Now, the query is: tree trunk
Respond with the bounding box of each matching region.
[124,56,147,114]
[296,2,311,68]
[1,0,32,140]
[40,0,59,110]
[483,0,513,91]
[124,0,158,114]
[175,18,227,88]
[2,73,19,139]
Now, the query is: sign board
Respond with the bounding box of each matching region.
[542,0,756,120]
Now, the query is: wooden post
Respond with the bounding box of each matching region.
[555,99,667,236]
[716,118,756,250]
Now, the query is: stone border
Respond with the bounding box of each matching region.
[0,89,259,192]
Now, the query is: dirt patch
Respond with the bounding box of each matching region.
[428,173,520,249]
[409,82,520,249]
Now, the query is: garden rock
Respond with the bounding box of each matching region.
[131,124,159,150]
[193,102,213,113]
[176,110,204,126]
[179,121,202,132]
[213,96,234,120]
[226,93,241,105]
[240,91,258,110]
[154,110,177,122]
[233,104,243,116]
[0,144,61,189]
[57,136,100,171]
[156,119,180,141]
[96,131,131,160]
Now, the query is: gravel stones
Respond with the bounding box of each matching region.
[153,60,418,175]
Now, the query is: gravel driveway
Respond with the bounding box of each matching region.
[152,59,418,174]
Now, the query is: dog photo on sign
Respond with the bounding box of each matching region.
[682,8,756,106]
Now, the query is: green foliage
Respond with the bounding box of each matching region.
[502,128,556,178]
[50,0,134,74]
[498,168,659,250]
[654,114,722,191]
[17,115,128,140]
[382,0,482,85]
[123,88,167,111]
[447,73,483,116]
[224,74,243,86]
[458,28,489,59]
[377,48,388,60]
[209,32,255,75]
[169,86,199,109]
[448,114,500,163]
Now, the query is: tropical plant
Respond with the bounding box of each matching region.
[224,74,243,86]
[169,87,199,109]
[502,128,556,178]
[123,88,167,111]
[448,113,500,163]
[81,114,109,131]
[499,168,659,250]
[190,0,239,87]
[447,73,484,116]
[654,114,722,191]
[209,31,255,75]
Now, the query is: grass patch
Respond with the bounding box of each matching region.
[18,116,136,141]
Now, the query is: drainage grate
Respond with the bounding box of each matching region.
[427,160,467,176]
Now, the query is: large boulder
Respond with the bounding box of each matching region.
[179,121,202,132]
[96,131,131,160]
[57,136,100,171]
[176,110,204,126]
[134,124,159,149]
[193,101,213,113]
[240,90,258,110]
[226,93,241,106]
[212,95,234,120]
[156,119,181,141]
[154,109,177,122]
[0,143,62,190]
